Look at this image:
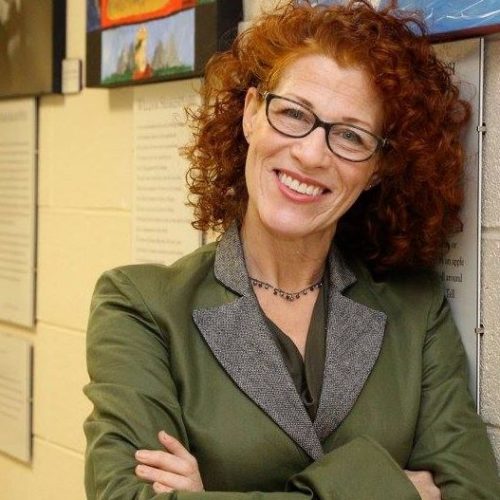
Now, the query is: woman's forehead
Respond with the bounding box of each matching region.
[272,54,383,128]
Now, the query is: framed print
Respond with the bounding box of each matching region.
[392,1,500,41]
[99,0,195,28]
[314,1,500,41]
[0,0,66,98]
[86,0,243,88]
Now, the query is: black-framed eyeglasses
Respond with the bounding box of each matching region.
[261,91,387,163]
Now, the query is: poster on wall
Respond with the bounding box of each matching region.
[433,39,483,401]
[314,1,500,41]
[0,0,66,98]
[132,80,202,265]
[0,98,37,328]
[0,332,32,463]
[86,0,243,88]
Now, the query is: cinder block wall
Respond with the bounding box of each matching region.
[0,1,498,498]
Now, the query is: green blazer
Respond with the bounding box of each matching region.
[84,225,499,499]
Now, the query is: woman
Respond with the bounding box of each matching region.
[84,1,500,499]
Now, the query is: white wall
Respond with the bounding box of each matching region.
[0,1,498,498]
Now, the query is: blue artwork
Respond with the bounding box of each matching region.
[314,1,500,39]
[101,9,195,85]
[387,0,500,36]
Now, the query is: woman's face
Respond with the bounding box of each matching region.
[242,53,383,242]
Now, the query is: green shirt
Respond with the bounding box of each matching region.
[263,280,328,421]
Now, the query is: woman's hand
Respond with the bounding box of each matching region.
[135,431,204,493]
[404,470,441,500]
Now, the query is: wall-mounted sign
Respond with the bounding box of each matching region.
[132,81,202,265]
[434,38,483,402]
[0,332,32,463]
[0,98,36,328]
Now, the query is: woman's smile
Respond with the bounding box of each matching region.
[275,170,328,201]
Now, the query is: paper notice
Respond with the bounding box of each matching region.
[434,39,482,399]
[0,332,32,462]
[0,98,36,327]
[133,81,202,265]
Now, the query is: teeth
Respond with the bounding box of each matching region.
[278,172,323,197]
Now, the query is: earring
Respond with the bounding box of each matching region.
[365,179,379,191]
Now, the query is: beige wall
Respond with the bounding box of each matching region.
[0,1,498,498]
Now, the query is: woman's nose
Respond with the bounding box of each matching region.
[289,127,331,169]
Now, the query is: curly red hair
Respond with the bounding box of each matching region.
[184,0,470,272]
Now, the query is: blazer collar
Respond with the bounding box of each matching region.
[193,224,386,460]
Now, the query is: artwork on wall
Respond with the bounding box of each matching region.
[86,0,243,88]
[393,0,500,41]
[0,0,66,98]
[314,1,500,41]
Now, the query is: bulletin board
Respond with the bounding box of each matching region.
[86,0,243,88]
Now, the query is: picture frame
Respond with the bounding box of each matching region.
[0,0,66,98]
[314,1,500,42]
[86,0,243,88]
[392,0,500,42]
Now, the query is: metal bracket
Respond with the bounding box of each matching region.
[475,326,485,335]
[477,125,487,133]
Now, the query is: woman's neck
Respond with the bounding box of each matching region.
[240,219,334,292]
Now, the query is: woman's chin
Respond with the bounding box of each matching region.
[255,215,335,243]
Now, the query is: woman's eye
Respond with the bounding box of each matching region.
[343,130,361,143]
[337,128,363,144]
[283,107,305,120]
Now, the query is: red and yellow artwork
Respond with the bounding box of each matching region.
[101,0,196,28]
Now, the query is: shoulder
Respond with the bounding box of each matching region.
[92,242,220,313]
[347,258,445,320]
[107,242,217,283]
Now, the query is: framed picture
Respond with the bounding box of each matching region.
[392,0,500,41]
[0,0,66,98]
[86,0,243,88]
[314,1,500,42]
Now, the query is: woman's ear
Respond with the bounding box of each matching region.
[242,87,260,140]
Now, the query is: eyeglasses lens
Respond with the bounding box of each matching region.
[267,95,378,162]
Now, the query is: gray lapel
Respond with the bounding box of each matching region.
[193,225,323,460]
[193,224,386,457]
[314,247,387,440]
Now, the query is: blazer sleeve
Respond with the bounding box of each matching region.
[84,269,421,500]
[406,279,500,499]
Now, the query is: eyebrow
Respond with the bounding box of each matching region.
[284,93,377,131]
